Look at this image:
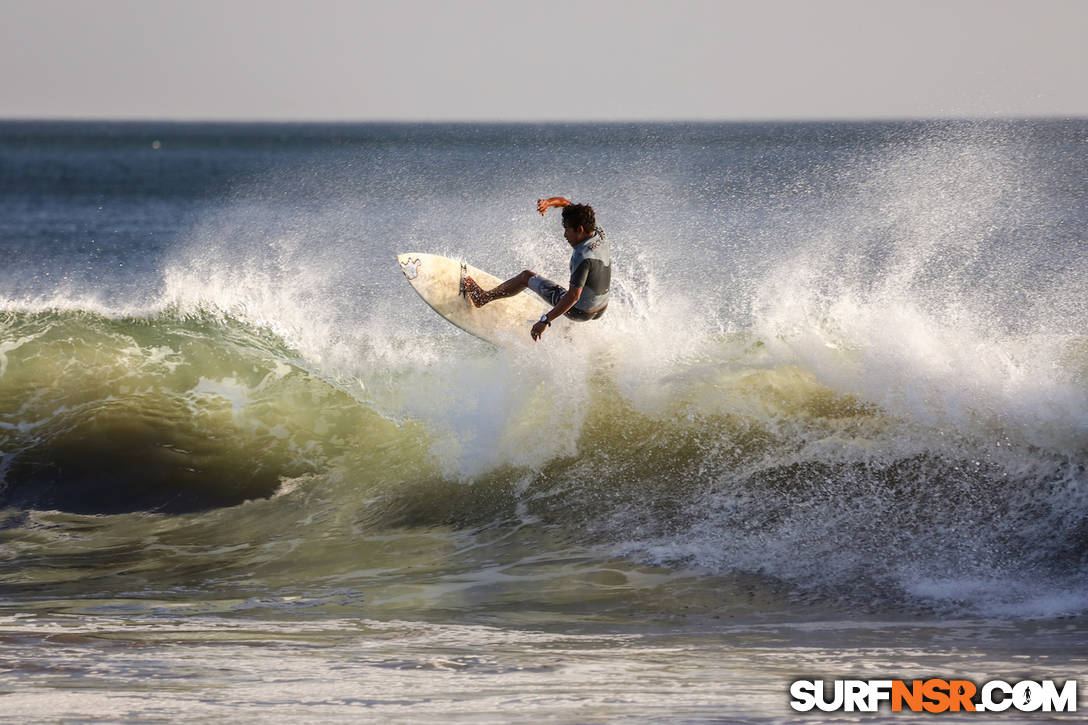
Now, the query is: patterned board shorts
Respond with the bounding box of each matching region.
[528,275,606,322]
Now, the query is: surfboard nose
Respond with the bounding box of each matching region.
[397,254,424,281]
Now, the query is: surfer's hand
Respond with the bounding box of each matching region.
[531,321,548,341]
[537,197,570,216]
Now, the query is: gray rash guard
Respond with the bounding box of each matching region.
[569,227,610,311]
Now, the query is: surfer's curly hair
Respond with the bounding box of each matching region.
[561,203,595,232]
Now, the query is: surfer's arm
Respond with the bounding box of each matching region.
[531,287,581,341]
[537,197,571,216]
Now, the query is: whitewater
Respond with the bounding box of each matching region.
[0,120,1085,722]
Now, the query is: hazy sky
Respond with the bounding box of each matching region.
[2,0,1085,121]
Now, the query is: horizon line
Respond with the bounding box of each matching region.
[2,113,1086,126]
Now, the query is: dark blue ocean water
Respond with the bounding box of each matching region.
[0,120,1086,722]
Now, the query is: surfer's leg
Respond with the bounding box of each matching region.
[526,275,565,307]
[465,270,535,307]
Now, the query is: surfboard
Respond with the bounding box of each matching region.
[396,253,551,346]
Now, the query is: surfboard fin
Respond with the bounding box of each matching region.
[459,262,468,298]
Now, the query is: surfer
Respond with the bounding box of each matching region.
[463,197,610,341]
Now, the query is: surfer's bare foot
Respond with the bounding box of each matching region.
[463,276,488,307]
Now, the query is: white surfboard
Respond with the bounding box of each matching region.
[396,253,551,346]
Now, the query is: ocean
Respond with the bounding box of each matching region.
[0,120,1085,722]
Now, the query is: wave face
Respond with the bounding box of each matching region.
[0,120,1086,620]
[0,309,378,513]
